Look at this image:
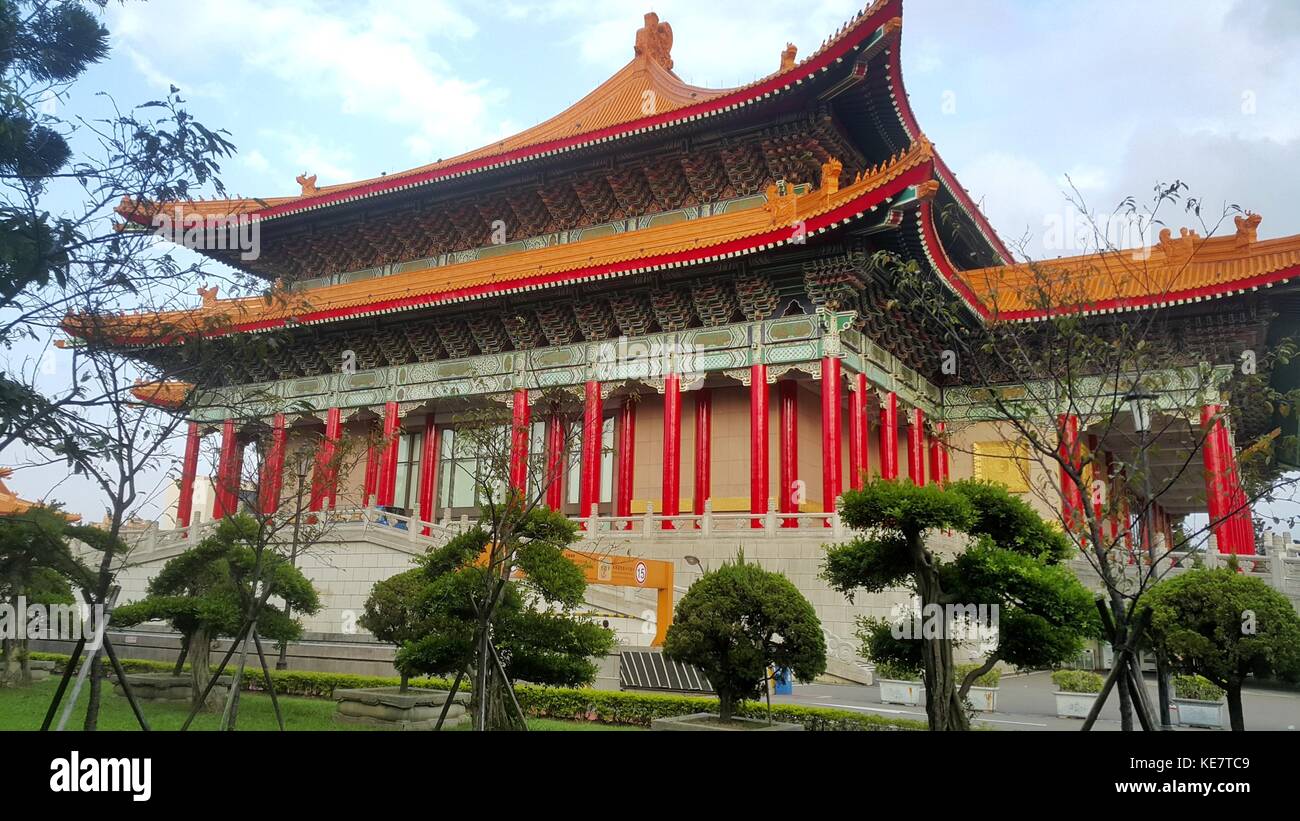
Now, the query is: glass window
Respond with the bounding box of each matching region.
[436,425,508,514]
[566,415,615,508]
[391,431,423,512]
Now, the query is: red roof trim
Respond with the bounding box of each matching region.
[917,200,992,321]
[882,26,1013,265]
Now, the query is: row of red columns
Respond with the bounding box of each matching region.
[1056,408,1254,556]
[180,371,949,527]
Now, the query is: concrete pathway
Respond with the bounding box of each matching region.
[774,670,1300,730]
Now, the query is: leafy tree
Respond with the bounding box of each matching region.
[824,479,1100,730]
[113,515,320,710]
[395,505,614,730]
[358,568,434,693]
[664,551,827,722]
[1140,566,1300,730]
[0,506,87,684]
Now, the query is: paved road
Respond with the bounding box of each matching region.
[774,670,1300,730]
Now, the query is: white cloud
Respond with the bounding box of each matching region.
[108,0,504,165]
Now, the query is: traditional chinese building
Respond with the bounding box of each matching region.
[66,0,1300,665]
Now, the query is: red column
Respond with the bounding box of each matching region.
[363,421,381,507]
[750,364,769,527]
[509,389,530,495]
[212,419,241,519]
[259,413,287,515]
[311,408,342,512]
[1201,404,1229,552]
[376,401,401,507]
[928,421,948,486]
[545,409,565,511]
[879,392,899,480]
[779,381,799,527]
[176,421,201,527]
[579,380,602,521]
[907,408,926,486]
[1058,414,1084,538]
[1219,419,1254,555]
[661,374,682,529]
[1087,435,1104,539]
[693,389,711,521]
[617,398,637,527]
[848,373,868,490]
[821,357,842,517]
[417,415,440,533]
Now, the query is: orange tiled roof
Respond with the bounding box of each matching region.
[115,2,902,225]
[76,140,937,342]
[0,468,81,521]
[130,380,194,409]
[958,215,1300,320]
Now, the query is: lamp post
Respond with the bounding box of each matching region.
[277,449,314,670]
[1126,389,1172,730]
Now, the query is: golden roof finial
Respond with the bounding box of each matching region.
[780,43,797,72]
[197,285,219,306]
[634,12,674,71]
[820,157,842,197]
[296,172,318,197]
[1234,212,1261,248]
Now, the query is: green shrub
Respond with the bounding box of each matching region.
[1173,674,1225,702]
[28,651,925,730]
[956,662,1001,688]
[515,685,926,730]
[874,660,922,681]
[1051,669,1103,693]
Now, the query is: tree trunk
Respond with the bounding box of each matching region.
[0,637,17,687]
[17,640,30,685]
[189,628,214,710]
[717,690,735,723]
[1226,683,1245,731]
[399,672,409,694]
[910,533,969,731]
[82,650,102,730]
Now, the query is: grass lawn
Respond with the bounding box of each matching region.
[0,679,640,731]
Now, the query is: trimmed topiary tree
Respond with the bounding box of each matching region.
[114,515,321,709]
[358,567,433,693]
[824,479,1100,730]
[1140,565,1300,730]
[395,505,615,730]
[663,551,826,723]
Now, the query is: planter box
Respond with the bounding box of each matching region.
[1173,697,1225,729]
[879,678,925,706]
[334,686,469,730]
[650,712,804,731]
[113,672,233,709]
[966,685,998,712]
[28,660,55,683]
[1055,691,1098,719]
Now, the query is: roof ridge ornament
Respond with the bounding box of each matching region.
[296,172,318,197]
[634,12,674,71]
[780,43,798,72]
[1234,212,1261,248]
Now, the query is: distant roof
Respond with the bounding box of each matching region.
[0,468,80,521]
[958,214,1300,321]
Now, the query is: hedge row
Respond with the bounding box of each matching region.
[513,686,925,730]
[28,651,925,731]
[28,652,456,698]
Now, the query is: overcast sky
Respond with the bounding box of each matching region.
[6,0,1300,528]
